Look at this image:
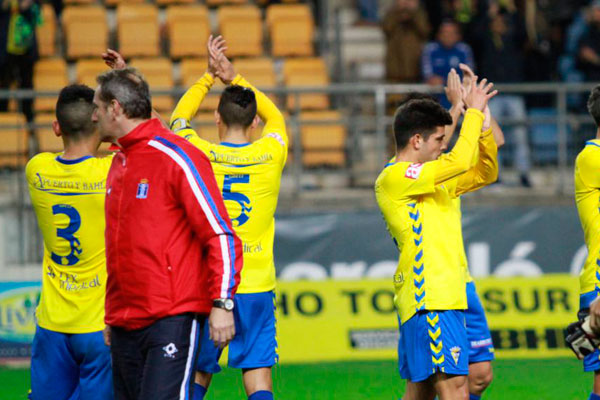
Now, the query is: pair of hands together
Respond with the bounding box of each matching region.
[445,63,497,131]
[101,35,236,86]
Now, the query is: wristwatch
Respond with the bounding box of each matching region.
[213,298,234,311]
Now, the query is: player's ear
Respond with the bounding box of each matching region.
[412,133,423,150]
[251,115,259,130]
[52,120,62,137]
[214,110,221,126]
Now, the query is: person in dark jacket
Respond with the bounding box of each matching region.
[92,67,243,400]
[0,0,39,122]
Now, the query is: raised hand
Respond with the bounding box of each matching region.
[464,76,498,112]
[445,68,463,109]
[207,35,235,84]
[459,63,475,94]
[102,49,127,70]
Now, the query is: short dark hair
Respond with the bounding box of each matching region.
[588,85,600,127]
[217,85,257,129]
[55,84,96,139]
[399,92,438,106]
[393,99,452,150]
[96,68,152,119]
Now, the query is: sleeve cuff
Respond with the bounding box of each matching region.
[480,127,493,138]
[231,74,245,86]
[198,72,215,87]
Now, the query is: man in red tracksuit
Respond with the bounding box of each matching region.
[92,68,243,400]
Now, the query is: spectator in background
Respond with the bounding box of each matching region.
[421,19,474,107]
[0,0,40,123]
[382,0,430,83]
[472,6,533,187]
[578,0,600,82]
[356,0,379,25]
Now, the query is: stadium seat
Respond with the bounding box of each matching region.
[0,112,28,168]
[206,0,247,6]
[217,6,263,57]
[299,111,346,167]
[62,6,108,59]
[166,5,210,59]
[266,4,314,56]
[34,113,62,154]
[63,0,95,5]
[283,57,329,110]
[75,59,110,87]
[117,4,160,58]
[34,58,69,112]
[37,4,56,57]
[157,0,194,6]
[179,58,222,112]
[233,57,277,88]
[529,108,573,165]
[130,58,174,112]
[192,113,220,143]
[105,0,145,7]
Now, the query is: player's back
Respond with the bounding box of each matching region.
[575,139,600,294]
[26,152,113,333]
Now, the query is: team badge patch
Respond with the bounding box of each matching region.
[405,163,423,179]
[136,179,149,199]
[163,343,178,359]
[450,346,461,365]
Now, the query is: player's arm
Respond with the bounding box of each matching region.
[169,73,214,133]
[577,147,600,188]
[453,127,499,195]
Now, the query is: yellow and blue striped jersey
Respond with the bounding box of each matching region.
[575,139,600,294]
[375,109,496,324]
[26,153,112,333]
[170,73,287,293]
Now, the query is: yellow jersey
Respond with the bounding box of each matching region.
[170,73,287,293]
[375,109,497,324]
[26,153,113,333]
[575,139,600,294]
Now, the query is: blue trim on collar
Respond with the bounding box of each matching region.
[220,142,251,148]
[586,141,600,148]
[384,162,395,168]
[56,155,93,165]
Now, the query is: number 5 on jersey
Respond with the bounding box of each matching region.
[222,174,252,227]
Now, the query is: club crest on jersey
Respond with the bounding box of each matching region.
[136,179,149,199]
[450,346,461,365]
[405,163,423,179]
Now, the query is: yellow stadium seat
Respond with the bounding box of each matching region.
[75,59,111,88]
[34,58,69,112]
[300,111,346,167]
[117,4,160,58]
[166,5,210,59]
[266,4,314,57]
[62,6,108,59]
[105,0,145,7]
[38,4,56,57]
[157,0,194,6]
[130,58,174,112]
[179,58,222,112]
[34,113,62,154]
[233,57,276,88]
[64,0,94,5]
[217,6,262,57]
[206,0,247,6]
[192,113,219,143]
[0,112,28,167]
[283,57,329,111]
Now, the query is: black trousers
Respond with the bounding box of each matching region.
[0,54,34,122]
[110,313,205,400]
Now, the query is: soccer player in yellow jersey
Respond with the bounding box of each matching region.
[375,77,497,399]
[169,36,286,400]
[26,85,113,400]
[575,85,600,400]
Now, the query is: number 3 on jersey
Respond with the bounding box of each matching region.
[50,204,82,266]
[222,174,252,227]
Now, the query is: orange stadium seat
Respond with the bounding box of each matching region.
[105,0,145,7]
[217,6,262,57]
[300,111,346,167]
[157,0,194,6]
[34,58,69,112]
[130,58,174,112]
[192,113,219,143]
[62,6,108,59]
[38,4,56,57]
[0,112,28,168]
[266,4,314,56]
[233,57,276,88]
[179,58,222,112]
[35,113,62,154]
[117,4,160,58]
[166,5,210,59]
[63,0,94,5]
[206,0,247,6]
[75,59,111,87]
[283,57,329,110]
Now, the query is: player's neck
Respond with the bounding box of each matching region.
[394,148,422,164]
[596,127,600,140]
[221,128,249,145]
[62,138,100,160]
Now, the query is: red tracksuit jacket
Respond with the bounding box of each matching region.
[104,119,242,330]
